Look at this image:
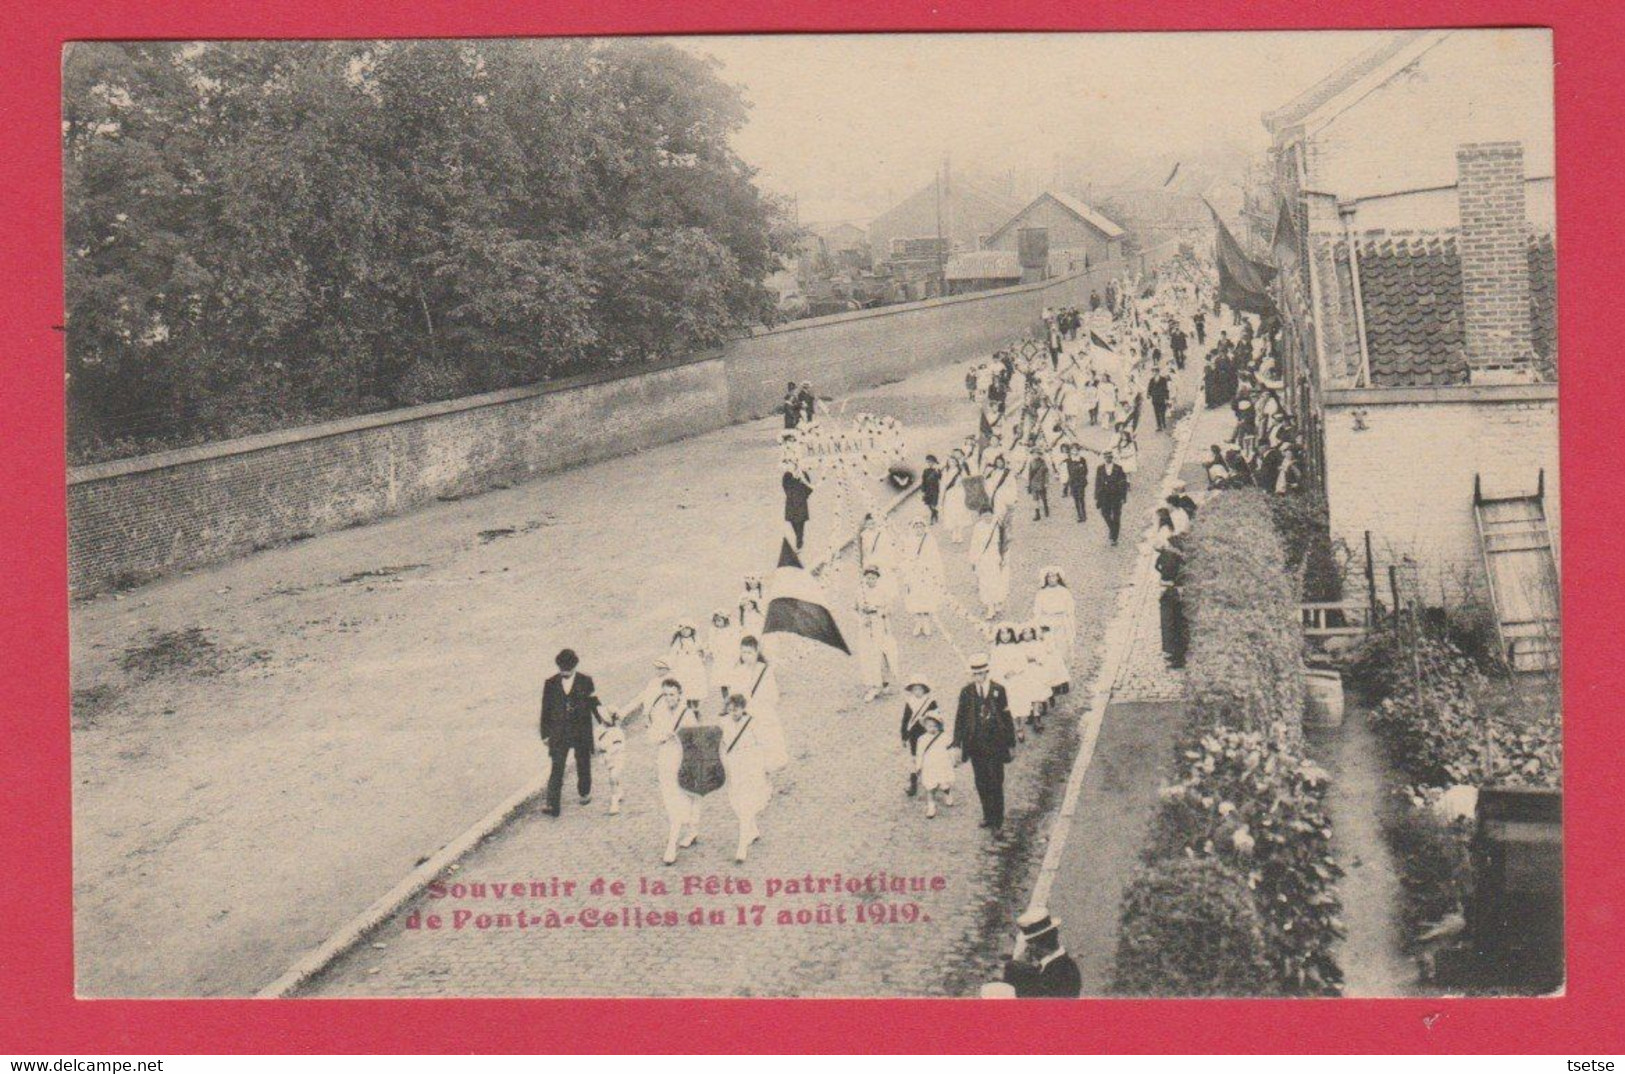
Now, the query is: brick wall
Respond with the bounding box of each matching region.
[1322,385,1559,604]
[71,254,1158,595]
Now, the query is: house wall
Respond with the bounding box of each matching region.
[1321,385,1559,604]
[985,198,1118,268]
[69,256,1139,596]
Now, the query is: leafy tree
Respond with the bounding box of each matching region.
[64,39,797,461]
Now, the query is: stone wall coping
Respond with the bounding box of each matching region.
[1323,382,1558,406]
[69,352,729,486]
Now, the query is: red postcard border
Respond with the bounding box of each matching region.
[4,0,1621,1055]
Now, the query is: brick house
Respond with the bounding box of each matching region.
[982,191,1126,278]
[1262,29,1558,605]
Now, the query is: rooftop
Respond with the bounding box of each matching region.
[1342,231,1556,387]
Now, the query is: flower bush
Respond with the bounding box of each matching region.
[1145,727,1345,996]
[1113,856,1277,997]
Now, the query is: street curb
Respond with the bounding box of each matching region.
[254,368,972,998]
[1022,389,1204,918]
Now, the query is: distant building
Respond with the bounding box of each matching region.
[867,168,1019,275]
[1264,28,1558,612]
[983,191,1125,279]
[943,251,1024,295]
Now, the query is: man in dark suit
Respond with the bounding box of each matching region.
[1062,444,1089,523]
[1094,450,1131,546]
[1147,368,1171,432]
[782,466,813,550]
[1001,908,1083,998]
[540,648,600,816]
[951,653,1016,830]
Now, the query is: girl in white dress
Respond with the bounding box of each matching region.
[914,710,956,819]
[720,693,771,863]
[1032,568,1077,695]
[970,507,1009,620]
[667,623,709,709]
[940,450,972,543]
[1115,425,1139,476]
[716,637,790,777]
[704,609,742,704]
[643,679,703,865]
[990,625,1038,741]
[902,517,945,637]
[857,513,899,576]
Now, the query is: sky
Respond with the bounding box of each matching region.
[676,32,1391,223]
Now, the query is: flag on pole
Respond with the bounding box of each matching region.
[763,539,850,654]
[1206,197,1277,316]
[1162,161,1182,187]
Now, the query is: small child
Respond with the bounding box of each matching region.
[914,710,956,819]
[920,455,943,524]
[593,706,627,815]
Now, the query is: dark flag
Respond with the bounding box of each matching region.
[1270,198,1300,273]
[978,407,995,445]
[1207,199,1276,316]
[763,539,850,654]
[1090,330,1115,351]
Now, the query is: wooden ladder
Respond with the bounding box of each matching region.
[1474,470,1561,673]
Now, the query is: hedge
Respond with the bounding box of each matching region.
[1113,856,1278,997]
[1183,489,1306,734]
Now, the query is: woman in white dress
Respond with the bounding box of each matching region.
[716,636,790,778]
[970,507,1009,620]
[643,678,703,865]
[902,517,945,637]
[720,693,771,863]
[667,623,709,709]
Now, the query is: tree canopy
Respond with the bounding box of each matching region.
[64,40,798,462]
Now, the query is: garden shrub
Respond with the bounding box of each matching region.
[1146,726,1345,996]
[1112,856,1277,997]
[1267,487,1330,574]
[1183,489,1306,734]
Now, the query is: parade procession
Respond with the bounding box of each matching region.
[65,31,1562,1007]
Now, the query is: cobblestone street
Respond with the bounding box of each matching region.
[306,341,1202,997]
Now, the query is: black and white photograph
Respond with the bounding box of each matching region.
[65,29,1561,1000]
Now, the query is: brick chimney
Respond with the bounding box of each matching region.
[1456,142,1533,384]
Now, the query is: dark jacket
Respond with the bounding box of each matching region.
[540,672,599,748]
[1147,373,1171,405]
[1002,951,1084,998]
[783,470,813,524]
[901,697,939,754]
[952,681,1015,763]
[1063,459,1089,499]
[920,466,942,507]
[1094,463,1130,509]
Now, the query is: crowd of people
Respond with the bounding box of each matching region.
[535,253,1238,888]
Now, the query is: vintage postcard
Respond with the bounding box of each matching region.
[64,29,1561,1002]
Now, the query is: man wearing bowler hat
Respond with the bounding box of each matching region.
[951,653,1016,831]
[540,648,601,816]
[1002,907,1083,998]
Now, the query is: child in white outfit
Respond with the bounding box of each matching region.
[593,707,627,815]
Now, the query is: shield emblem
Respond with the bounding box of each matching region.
[962,474,990,514]
[677,724,726,797]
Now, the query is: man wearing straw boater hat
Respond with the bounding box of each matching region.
[1001,907,1082,998]
[951,652,1015,831]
